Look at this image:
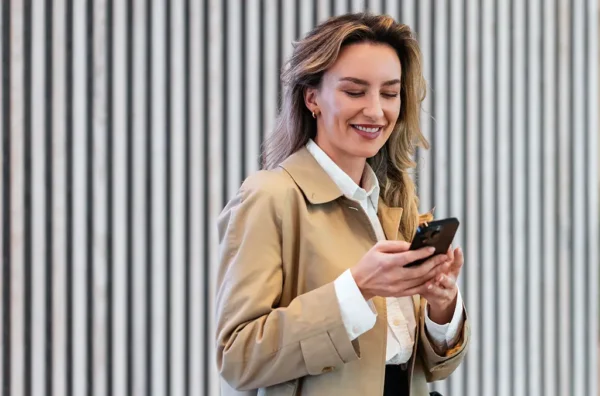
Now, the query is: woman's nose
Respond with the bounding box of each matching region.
[362,95,384,119]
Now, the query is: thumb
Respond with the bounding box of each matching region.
[450,247,464,275]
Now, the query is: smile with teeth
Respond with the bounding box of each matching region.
[352,125,382,133]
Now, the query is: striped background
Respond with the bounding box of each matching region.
[0,1,598,396]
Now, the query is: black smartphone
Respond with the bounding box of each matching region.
[405,217,460,268]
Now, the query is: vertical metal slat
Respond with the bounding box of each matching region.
[9,1,25,395]
[207,1,223,395]
[169,0,186,394]
[526,0,543,394]
[496,0,513,394]
[541,1,558,395]
[585,2,599,396]
[111,0,128,393]
[448,1,466,394]
[556,0,572,394]
[30,0,47,394]
[91,0,108,394]
[570,0,586,394]
[464,0,481,393]
[0,0,5,391]
[131,0,148,393]
[189,0,204,394]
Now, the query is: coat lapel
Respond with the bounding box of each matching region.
[377,198,404,241]
[412,295,422,319]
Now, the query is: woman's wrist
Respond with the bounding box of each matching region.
[427,293,458,324]
[350,267,374,301]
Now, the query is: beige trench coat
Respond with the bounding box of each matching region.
[216,147,470,396]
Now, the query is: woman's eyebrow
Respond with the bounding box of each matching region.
[339,76,401,86]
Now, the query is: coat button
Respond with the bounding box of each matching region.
[321,366,334,373]
[393,318,401,326]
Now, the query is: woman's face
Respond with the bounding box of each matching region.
[306,42,402,163]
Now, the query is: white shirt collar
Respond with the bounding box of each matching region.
[305,139,380,210]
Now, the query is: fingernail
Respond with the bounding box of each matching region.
[427,283,433,290]
[428,247,436,254]
[438,275,444,282]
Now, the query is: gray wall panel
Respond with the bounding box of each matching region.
[9,1,26,396]
[557,1,574,396]
[464,0,481,394]
[587,3,600,396]
[1,1,598,395]
[0,0,3,389]
[542,2,558,396]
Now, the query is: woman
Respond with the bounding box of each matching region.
[216,13,470,396]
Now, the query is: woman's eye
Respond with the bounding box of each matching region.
[344,91,398,98]
[345,91,364,97]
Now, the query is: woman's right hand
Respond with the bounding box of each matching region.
[350,240,451,300]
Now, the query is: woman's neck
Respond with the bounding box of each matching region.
[337,157,366,186]
[314,137,366,186]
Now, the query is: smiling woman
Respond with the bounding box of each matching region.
[263,13,429,240]
[216,12,470,396]
[305,43,403,176]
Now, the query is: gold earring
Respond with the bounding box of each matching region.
[312,111,316,119]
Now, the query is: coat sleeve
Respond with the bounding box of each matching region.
[417,297,471,382]
[215,171,360,391]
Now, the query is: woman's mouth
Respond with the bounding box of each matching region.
[351,124,383,140]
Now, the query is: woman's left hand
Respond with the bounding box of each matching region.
[421,246,464,324]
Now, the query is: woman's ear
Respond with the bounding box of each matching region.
[303,87,319,115]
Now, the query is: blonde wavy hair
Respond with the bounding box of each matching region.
[262,12,429,240]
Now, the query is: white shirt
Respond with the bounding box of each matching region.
[306,139,464,365]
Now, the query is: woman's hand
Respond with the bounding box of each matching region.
[422,246,464,324]
[350,240,451,301]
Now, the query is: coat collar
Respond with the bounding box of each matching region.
[280,147,405,241]
[279,147,344,204]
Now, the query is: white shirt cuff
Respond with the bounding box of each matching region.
[334,269,377,341]
[424,288,465,350]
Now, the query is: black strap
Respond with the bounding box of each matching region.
[383,365,444,396]
[383,365,409,395]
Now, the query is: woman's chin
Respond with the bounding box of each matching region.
[345,139,385,158]
[347,146,382,160]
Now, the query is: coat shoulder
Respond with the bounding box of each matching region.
[218,169,298,245]
[241,168,296,193]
